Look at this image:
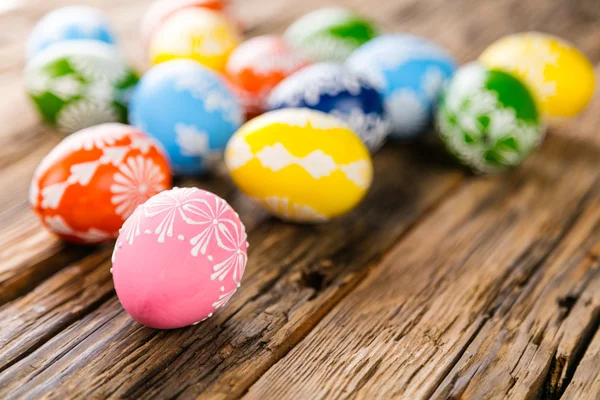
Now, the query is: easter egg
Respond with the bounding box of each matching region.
[225,109,373,222]
[129,59,243,175]
[347,34,457,139]
[112,187,248,329]
[479,32,595,118]
[226,35,309,116]
[284,7,379,63]
[267,62,389,152]
[24,41,139,135]
[141,0,234,45]
[30,123,172,244]
[436,63,544,174]
[149,7,240,72]
[26,6,116,61]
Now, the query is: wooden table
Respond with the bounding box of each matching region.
[2,0,600,398]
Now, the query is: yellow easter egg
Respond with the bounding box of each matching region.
[149,7,240,72]
[225,109,373,223]
[480,32,595,118]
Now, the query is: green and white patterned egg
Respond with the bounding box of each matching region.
[25,40,139,135]
[436,62,544,174]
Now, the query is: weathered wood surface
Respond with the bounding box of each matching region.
[1,0,600,399]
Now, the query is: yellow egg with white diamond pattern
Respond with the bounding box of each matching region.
[225,109,373,223]
[479,32,595,118]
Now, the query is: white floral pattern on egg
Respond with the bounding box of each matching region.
[112,187,248,329]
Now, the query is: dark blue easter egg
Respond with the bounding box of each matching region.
[129,59,243,176]
[267,62,389,152]
[27,6,117,61]
[347,34,457,139]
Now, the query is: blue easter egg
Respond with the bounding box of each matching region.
[346,34,457,139]
[27,6,117,61]
[129,59,243,175]
[267,62,389,152]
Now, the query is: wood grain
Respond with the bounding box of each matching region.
[244,133,600,399]
[0,250,112,373]
[0,145,462,399]
[1,0,600,398]
[561,323,600,399]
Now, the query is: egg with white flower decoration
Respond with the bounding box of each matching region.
[346,34,457,139]
[129,59,243,175]
[267,62,389,153]
[30,123,172,244]
[436,62,544,174]
[26,6,117,61]
[225,108,373,223]
[479,32,595,118]
[112,187,248,329]
[24,40,139,135]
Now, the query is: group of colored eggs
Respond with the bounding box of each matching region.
[25,1,595,329]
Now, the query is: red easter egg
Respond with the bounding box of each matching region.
[141,0,237,45]
[225,35,309,115]
[30,123,172,244]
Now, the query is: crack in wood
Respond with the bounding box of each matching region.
[431,172,600,399]
[551,294,600,399]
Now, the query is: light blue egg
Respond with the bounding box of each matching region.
[129,59,243,176]
[346,34,457,139]
[27,6,117,61]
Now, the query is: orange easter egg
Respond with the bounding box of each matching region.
[30,123,172,243]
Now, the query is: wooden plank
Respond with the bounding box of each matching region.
[0,145,462,398]
[430,196,600,398]
[561,325,600,399]
[0,249,112,372]
[1,0,600,398]
[244,133,600,399]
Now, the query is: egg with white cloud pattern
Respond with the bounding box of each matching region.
[129,59,243,175]
[347,34,457,139]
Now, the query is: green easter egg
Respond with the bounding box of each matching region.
[437,62,544,174]
[284,7,379,63]
[25,40,138,135]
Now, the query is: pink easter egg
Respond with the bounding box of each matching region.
[112,187,248,329]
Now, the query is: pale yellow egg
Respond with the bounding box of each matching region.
[480,32,595,118]
[225,109,373,223]
[149,7,240,72]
